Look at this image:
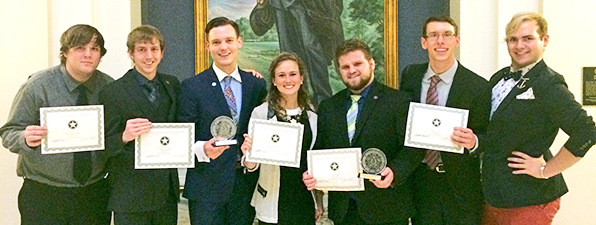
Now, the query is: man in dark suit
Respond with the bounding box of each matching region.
[303,39,423,225]
[399,16,489,225]
[481,12,596,225]
[177,17,267,225]
[100,25,179,224]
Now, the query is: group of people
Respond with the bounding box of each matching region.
[1,11,595,225]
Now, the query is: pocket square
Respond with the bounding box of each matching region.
[516,87,535,99]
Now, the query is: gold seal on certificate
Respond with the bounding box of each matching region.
[210,116,237,146]
[359,148,387,180]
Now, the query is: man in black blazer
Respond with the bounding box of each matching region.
[399,16,489,225]
[177,17,267,225]
[303,39,423,225]
[481,12,596,224]
[100,25,179,224]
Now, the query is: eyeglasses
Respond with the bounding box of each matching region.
[425,32,456,41]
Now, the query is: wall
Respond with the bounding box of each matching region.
[0,1,138,224]
[454,1,596,224]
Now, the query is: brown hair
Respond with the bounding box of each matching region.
[205,17,240,40]
[422,16,459,37]
[267,52,312,118]
[334,39,373,66]
[127,25,165,52]
[59,24,107,64]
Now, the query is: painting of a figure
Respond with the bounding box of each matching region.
[208,0,385,103]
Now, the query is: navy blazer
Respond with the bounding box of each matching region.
[481,60,596,208]
[315,81,423,223]
[100,69,180,212]
[177,67,266,203]
[399,62,489,222]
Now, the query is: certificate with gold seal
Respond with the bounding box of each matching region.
[135,123,195,169]
[307,148,364,191]
[404,102,468,154]
[40,105,104,154]
[246,118,304,168]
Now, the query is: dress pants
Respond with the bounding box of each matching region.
[335,199,409,225]
[113,204,177,225]
[18,178,110,225]
[188,168,256,225]
[482,198,561,225]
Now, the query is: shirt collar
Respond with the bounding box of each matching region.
[511,59,541,77]
[348,80,374,100]
[213,63,242,83]
[132,68,159,86]
[423,60,458,85]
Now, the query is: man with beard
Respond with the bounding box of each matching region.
[302,39,423,225]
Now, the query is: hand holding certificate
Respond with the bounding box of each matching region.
[404,102,469,154]
[135,123,195,169]
[246,119,304,168]
[307,148,364,191]
[40,105,104,154]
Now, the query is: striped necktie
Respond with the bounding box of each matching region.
[346,95,361,144]
[424,75,442,170]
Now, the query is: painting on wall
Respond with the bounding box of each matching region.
[196,0,398,100]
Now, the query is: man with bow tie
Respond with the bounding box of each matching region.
[480,12,596,225]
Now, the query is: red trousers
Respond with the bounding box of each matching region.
[482,198,561,225]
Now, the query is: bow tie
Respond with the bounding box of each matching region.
[503,70,522,81]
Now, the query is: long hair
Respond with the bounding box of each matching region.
[267,52,312,120]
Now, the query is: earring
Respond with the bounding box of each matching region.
[274,84,277,86]
[300,81,303,84]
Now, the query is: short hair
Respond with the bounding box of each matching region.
[505,12,548,40]
[422,16,459,37]
[204,17,241,40]
[59,24,107,64]
[127,25,165,52]
[334,39,373,65]
[267,52,312,115]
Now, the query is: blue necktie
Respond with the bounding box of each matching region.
[222,76,238,121]
[347,95,360,144]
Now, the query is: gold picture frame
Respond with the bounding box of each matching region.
[195,0,399,88]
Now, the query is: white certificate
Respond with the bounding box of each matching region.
[40,105,104,154]
[307,148,364,191]
[135,123,195,169]
[404,102,469,154]
[246,119,304,168]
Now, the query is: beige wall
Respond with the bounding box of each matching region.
[0,1,139,224]
[455,1,596,224]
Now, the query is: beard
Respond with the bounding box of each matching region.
[343,72,373,93]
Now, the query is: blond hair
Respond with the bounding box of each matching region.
[505,12,548,40]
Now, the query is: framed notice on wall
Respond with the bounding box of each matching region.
[583,67,596,105]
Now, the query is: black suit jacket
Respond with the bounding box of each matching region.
[99,69,180,212]
[399,62,489,222]
[481,60,596,208]
[177,67,266,203]
[315,81,423,223]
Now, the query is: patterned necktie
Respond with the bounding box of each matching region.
[424,75,442,170]
[222,76,238,120]
[346,95,360,144]
[144,80,158,105]
[73,85,92,184]
[503,70,522,81]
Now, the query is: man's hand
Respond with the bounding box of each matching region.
[122,118,152,143]
[302,171,318,190]
[508,151,546,178]
[370,167,394,188]
[243,69,264,79]
[451,127,476,149]
[23,125,48,147]
[204,138,229,159]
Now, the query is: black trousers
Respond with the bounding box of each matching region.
[335,199,409,225]
[18,178,111,225]
[113,204,177,225]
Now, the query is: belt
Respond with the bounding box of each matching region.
[434,163,445,173]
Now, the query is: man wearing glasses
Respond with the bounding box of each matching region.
[399,16,489,225]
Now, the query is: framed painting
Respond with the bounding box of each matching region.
[195,0,399,90]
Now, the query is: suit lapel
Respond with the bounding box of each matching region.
[445,66,467,107]
[158,73,177,121]
[411,64,426,102]
[490,64,541,121]
[121,71,154,116]
[352,82,382,144]
[207,68,233,118]
[239,71,252,124]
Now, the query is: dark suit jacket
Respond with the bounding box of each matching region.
[99,69,180,212]
[315,81,423,223]
[481,60,596,208]
[399,62,489,218]
[177,67,266,203]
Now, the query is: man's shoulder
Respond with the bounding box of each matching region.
[239,70,266,87]
[157,72,181,85]
[93,69,115,83]
[181,68,215,86]
[26,65,63,84]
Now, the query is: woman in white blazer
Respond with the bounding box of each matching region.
[241,52,323,224]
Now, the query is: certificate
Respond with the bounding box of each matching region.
[404,102,468,154]
[40,105,104,154]
[135,123,195,169]
[246,119,304,168]
[307,148,364,191]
